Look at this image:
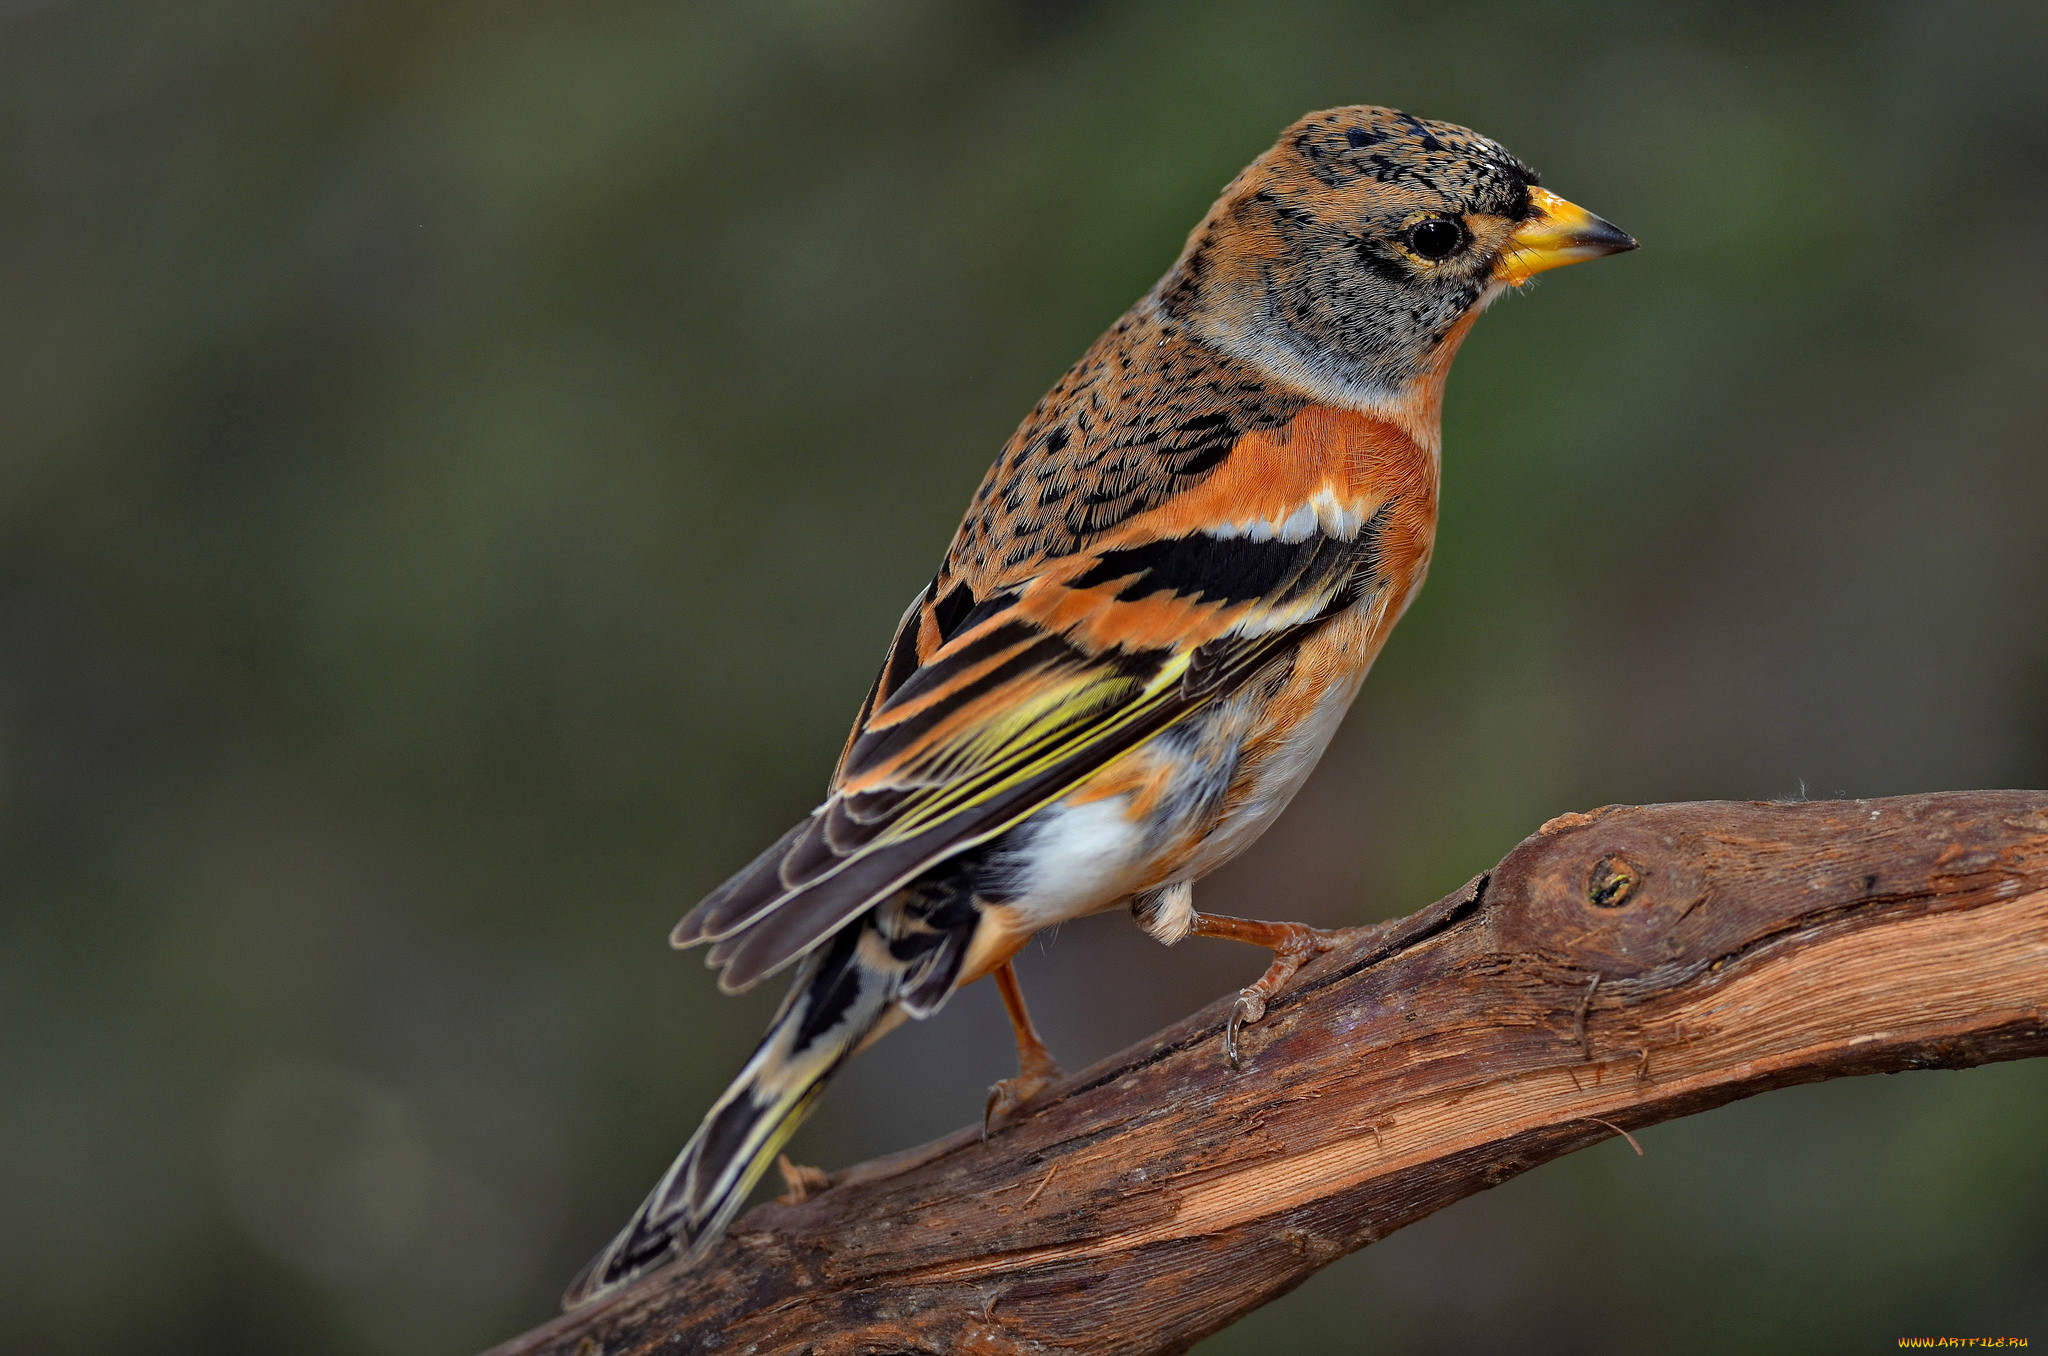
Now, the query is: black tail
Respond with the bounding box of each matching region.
[564,869,980,1308]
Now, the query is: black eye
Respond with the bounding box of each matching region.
[1406,218,1465,261]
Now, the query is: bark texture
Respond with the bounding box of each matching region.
[487,792,2048,1356]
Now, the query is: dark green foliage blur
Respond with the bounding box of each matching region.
[4,1,2045,1351]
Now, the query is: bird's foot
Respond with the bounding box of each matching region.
[1221,921,1370,1069]
[983,1051,1065,1140]
[775,1153,831,1205]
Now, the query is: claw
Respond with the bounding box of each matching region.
[982,1081,1017,1142]
[1224,988,1269,1069]
[984,1060,1063,1140]
[1192,913,1368,1071]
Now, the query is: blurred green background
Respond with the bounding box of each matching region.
[4,1,2046,1352]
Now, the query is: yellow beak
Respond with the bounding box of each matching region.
[1495,186,1637,285]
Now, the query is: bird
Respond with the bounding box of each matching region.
[564,104,1634,1308]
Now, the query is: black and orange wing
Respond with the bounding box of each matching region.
[670,311,1404,992]
[671,503,1395,993]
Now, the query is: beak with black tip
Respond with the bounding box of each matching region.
[1495,186,1637,285]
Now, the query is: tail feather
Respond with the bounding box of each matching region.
[563,925,891,1308]
[567,859,983,1310]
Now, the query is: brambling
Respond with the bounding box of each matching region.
[566,105,1633,1306]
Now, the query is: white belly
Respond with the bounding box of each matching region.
[982,794,1152,931]
[979,664,1362,936]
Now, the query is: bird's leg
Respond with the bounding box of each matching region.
[983,960,1065,1137]
[1188,911,1372,1068]
[774,1153,831,1205]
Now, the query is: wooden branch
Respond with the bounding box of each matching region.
[489,792,2048,1356]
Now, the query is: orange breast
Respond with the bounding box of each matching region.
[1133,404,1435,540]
[1152,407,1441,868]
[1023,404,1441,655]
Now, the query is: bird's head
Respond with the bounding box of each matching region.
[1163,105,1635,414]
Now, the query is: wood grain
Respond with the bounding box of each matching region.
[486,792,2048,1356]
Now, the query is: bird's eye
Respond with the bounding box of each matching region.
[1406,219,1465,261]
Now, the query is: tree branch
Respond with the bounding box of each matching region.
[487,792,2048,1356]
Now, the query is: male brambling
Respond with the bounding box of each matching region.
[567,105,1633,1307]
